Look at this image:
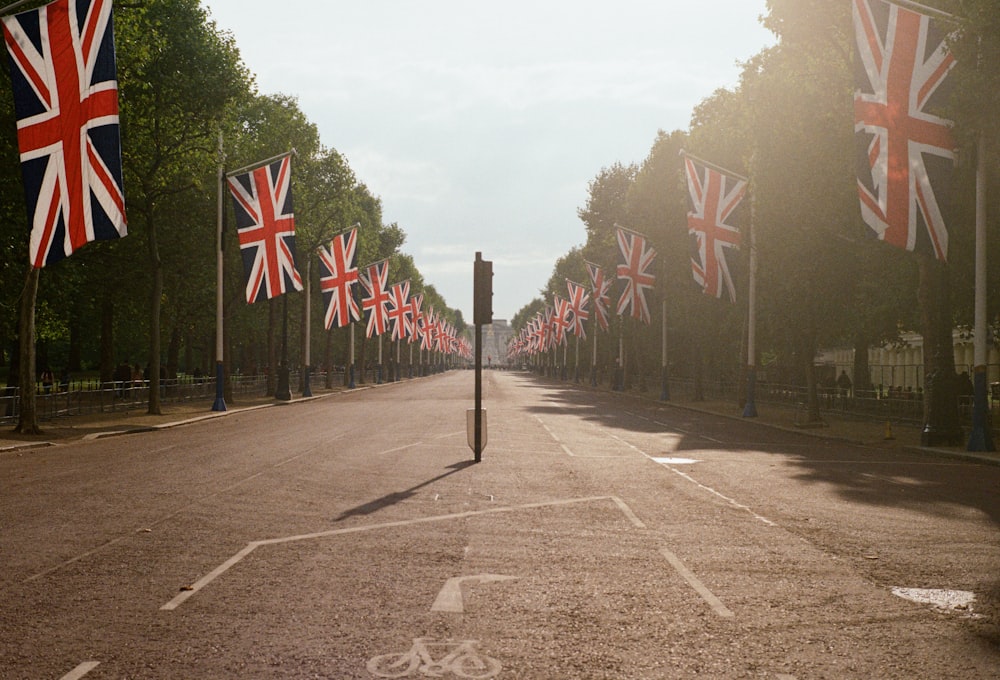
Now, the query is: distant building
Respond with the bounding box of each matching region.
[476,319,513,366]
[817,329,999,392]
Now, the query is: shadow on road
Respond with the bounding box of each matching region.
[332,460,477,522]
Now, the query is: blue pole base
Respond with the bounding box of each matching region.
[302,366,312,398]
[742,368,758,418]
[349,364,355,389]
[660,367,670,402]
[967,371,996,452]
[211,362,226,412]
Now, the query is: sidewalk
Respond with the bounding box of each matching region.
[0,388,344,453]
[2,380,998,467]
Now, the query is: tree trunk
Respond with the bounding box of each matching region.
[799,329,824,427]
[15,266,40,435]
[917,254,962,445]
[99,297,114,383]
[324,328,333,389]
[147,209,163,415]
[359,334,368,384]
[267,299,277,394]
[167,324,181,380]
[852,332,871,396]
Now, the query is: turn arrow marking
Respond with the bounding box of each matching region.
[431,574,518,613]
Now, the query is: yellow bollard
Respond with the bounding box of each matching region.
[884,420,895,440]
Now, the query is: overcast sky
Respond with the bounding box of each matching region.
[203,1,774,321]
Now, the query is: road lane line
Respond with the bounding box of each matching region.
[660,547,734,618]
[611,496,647,528]
[162,496,642,610]
[604,429,776,527]
[60,662,100,680]
[664,467,776,527]
[625,410,725,444]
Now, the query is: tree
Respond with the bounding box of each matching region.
[116,0,251,413]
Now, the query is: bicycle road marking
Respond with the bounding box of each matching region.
[431,574,518,613]
[660,547,735,618]
[60,662,100,680]
[161,495,645,610]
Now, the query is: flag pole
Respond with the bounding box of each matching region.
[226,149,296,178]
[680,149,748,182]
[212,131,227,412]
[892,0,959,23]
[303,257,313,397]
[348,323,356,388]
[660,256,670,401]
[591,314,598,387]
[967,133,995,451]
[574,334,580,383]
[742,179,759,418]
[0,0,35,17]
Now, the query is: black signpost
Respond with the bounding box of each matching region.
[472,252,493,462]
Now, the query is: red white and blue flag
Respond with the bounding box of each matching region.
[387,280,412,341]
[551,296,570,347]
[684,156,746,302]
[853,0,956,261]
[227,154,303,303]
[615,226,656,324]
[407,293,423,345]
[318,227,360,329]
[360,259,390,338]
[419,307,435,352]
[565,279,590,339]
[3,0,127,267]
[585,261,612,332]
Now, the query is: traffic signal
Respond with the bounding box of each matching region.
[474,253,493,326]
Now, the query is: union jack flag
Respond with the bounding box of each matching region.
[684,156,746,302]
[585,261,612,332]
[360,259,390,338]
[853,0,956,261]
[3,0,127,268]
[420,307,435,352]
[227,155,303,303]
[615,227,656,324]
[551,296,570,347]
[407,293,423,345]
[318,228,360,329]
[387,280,412,341]
[565,279,590,339]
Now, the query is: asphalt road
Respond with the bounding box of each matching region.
[1,370,998,679]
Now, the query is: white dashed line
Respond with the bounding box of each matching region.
[660,547,734,618]
[60,662,100,680]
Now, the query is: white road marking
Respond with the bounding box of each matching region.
[431,574,518,613]
[660,547,734,618]
[162,495,644,610]
[603,430,776,526]
[652,457,700,465]
[60,662,100,680]
[665,466,776,527]
[625,410,725,444]
[891,587,976,614]
[535,415,626,458]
